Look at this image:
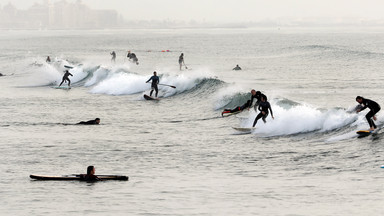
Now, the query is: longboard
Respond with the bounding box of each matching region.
[232,127,256,132]
[356,130,372,138]
[30,174,128,181]
[52,86,71,90]
[144,94,159,100]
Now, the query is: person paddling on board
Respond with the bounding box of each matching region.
[77,118,100,125]
[253,94,274,127]
[179,53,185,70]
[59,70,73,87]
[110,51,116,63]
[146,71,160,98]
[222,100,251,116]
[356,96,381,131]
[249,90,264,111]
[82,166,100,181]
[233,64,242,70]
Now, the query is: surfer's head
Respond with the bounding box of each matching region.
[95,118,100,124]
[251,89,256,95]
[87,166,95,175]
[153,71,157,76]
[356,96,363,103]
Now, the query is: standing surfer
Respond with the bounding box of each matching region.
[110,51,116,63]
[146,71,160,98]
[179,53,185,70]
[253,94,274,127]
[59,70,73,87]
[356,96,381,131]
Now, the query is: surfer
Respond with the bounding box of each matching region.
[233,64,242,70]
[127,51,139,65]
[58,70,73,87]
[222,100,251,116]
[253,94,274,127]
[77,118,100,125]
[356,96,381,131]
[249,90,264,111]
[110,51,116,63]
[82,166,100,181]
[146,71,160,98]
[46,56,51,63]
[179,53,185,70]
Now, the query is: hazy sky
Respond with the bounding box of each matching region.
[3,0,384,22]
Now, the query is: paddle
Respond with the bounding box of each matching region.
[148,82,176,88]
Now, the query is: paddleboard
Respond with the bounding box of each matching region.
[356,130,372,138]
[144,94,159,100]
[232,127,256,132]
[30,174,128,181]
[52,86,71,90]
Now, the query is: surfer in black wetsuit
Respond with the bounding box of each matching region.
[249,89,264,111]
[356,96,381,131]
[179,53,185,70]
[222,100,251,116]
[59,70,73,87]
[77,118,100,125]
[110,51,116,63]
[81,166,100,181]
[233,64,242,70]
[46,56,51,63]
[146,71,160,98]
[253,94,274,127]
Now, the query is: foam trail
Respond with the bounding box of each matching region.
[236,100,359,137]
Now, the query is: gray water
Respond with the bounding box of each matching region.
[1,28,384,215]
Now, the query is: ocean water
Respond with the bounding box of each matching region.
[0,28,384,215]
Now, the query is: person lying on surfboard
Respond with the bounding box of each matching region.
[356,96,381,131]
[146,71,159,98]
[77,118,100,125]
[59,70,73,87]
[80,166,100,181]
[222,100,251,116]
[249,89,264,112]
[253,94,274,127]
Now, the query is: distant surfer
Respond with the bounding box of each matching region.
[77,118,100,125]
[46,56,51,63]
[249,90,264,111]
[59,70,73,87]
[233,64,242,70]
[0,73,3,76]
[127,51,139,65]
[146,71,160,98]
[356,96,381,131]
[110,51,116,63]
[253,94,274,127]
[179,53,186,70]
[81,166,100,181]
[222,100,251,116]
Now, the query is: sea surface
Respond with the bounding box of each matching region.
[0,28,384,215]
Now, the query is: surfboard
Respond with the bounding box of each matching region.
[232,127,256,132]
[52,86,71,90]
[356,130,372,138]
[221,111,241,117]
[64,65,73,69]
[30,174,128,181]
[144,94,159,100]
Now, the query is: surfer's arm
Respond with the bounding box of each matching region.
[146,77,152,83]
[269,104,274,118]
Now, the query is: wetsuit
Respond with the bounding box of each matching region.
[111,52,116,62]
[250,92,264,111]
[59,71,73,87]
[81,174,100,181]
[179,55,184,69]
[77,119,99,125]
[359,98,381,129]
[222,100,251,115]
[253,101,273,127]
[146,75,159,97]
[233,66,241,70]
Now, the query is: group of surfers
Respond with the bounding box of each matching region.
[222,91,381,131]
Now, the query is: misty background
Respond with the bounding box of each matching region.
[1,0,384,29]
